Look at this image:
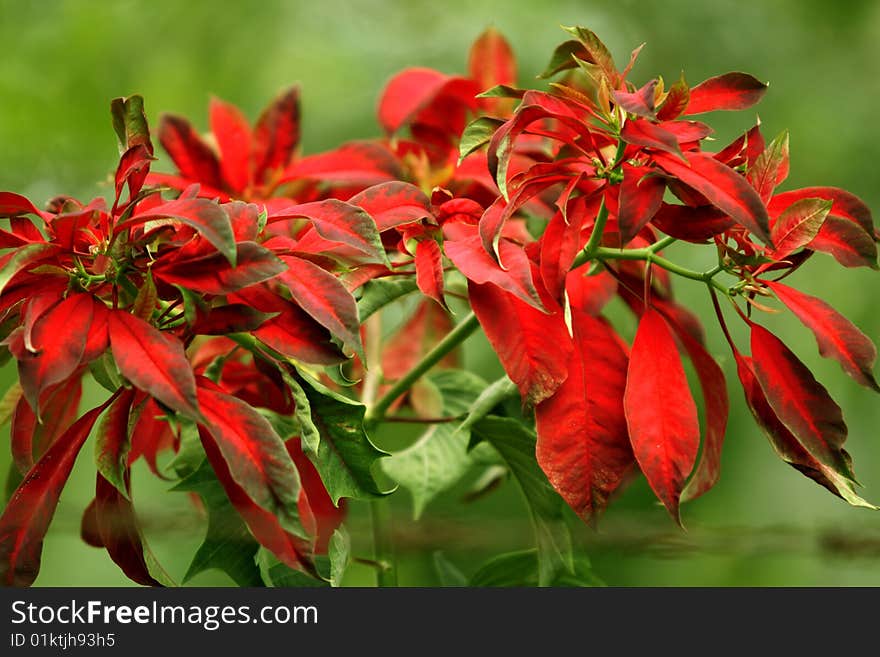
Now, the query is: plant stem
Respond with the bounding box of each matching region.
[364,312,480,428]
[578,198,609,262]
[370,497,397,587]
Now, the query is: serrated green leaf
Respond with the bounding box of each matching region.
[433,551,468,587]
[173,460,263,587]
[459,117,505,164]
[471,416,573,586]
[382,370,487,518]
[258,548,327,588]
[356,278,418,322]
[284,369,390,504]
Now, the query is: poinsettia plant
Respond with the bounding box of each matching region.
[0,25,877,588]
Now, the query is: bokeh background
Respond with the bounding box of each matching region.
[2,0,880,586]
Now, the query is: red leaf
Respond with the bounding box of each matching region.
[535,310,634,522]
[0,192,49,219]
[0,400,111,586]
[157,114,224,190]
[281,141,401,188]
[253,86,300,181]
[612,79,658,119]
[192,304,275,335]
[469,27,517,90]
[11,378,82,476]
[764,280,879,392]
[288,439,345,554]
[750,323,852,479]
[445,228,546,311]
[653,151,772,245]
[684,72,768,115]
[768,198,832,260]
[278,256,362,358]
[83,299,110,362]
[269,199,385,262]
[108,310,201,420]
[13,294,93,415]
[768,186,874,235]
[747,131,789,203]
[656,76,690,120]
[624,309,700,524]
[415,239,447,308]
[378,68,451,134]
[539,205,589,302]
[565,269,618,317]
[618,164,666,244]
[0,243,59,298]
[468,278,572,406]
[347,182,432,232]
[651,203,734,242]
[94,389,137,495]
[154,241,285,295]
[806,216,878,269]
[210,97,253,193]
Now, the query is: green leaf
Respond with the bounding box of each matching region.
[88,351,124,393]
[256,407,302,441]
[456,375,517,436]
[0,243,57,298]
[470,549,602,587]
[284,369,390,504]
[539,39,588,78]
[433,551,468,587]
[327,527,350,587]
[131,273,157,321]
[110,95,152,154]
[258,548,327,588]
[169,419,205,480]
[172,460,263,587]
[476,84,526,100]
[0,382,22,427]
[459,117,505,164]
[382,370,487,518]
[356,277,418,322]
[471,416,573,586]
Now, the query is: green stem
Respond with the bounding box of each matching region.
[370,497,397,587]
[364,312,480,428]
[578,198,609,262]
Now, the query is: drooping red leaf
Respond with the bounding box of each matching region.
[445,228,546,311]
[80,499,102,548]
[347,182,433,232]
[565,269,618,317]
[253,86,301,181]
[750,323,852,479]
[468,277,572,406]
[153,241,285,295]
[210,97,253,193]
[288,439,345,555]
[157,114,224,190]
[192,304,275,336]
[82,299,110,362]
[621,119,682,156]
[805,216,878,269]
[113,144,153,206]
[281,141,402,188]
[535,309,635,523]
[278,255,362,358]
[657,119,713,144]
[0,400,111,586]
[13,293,93,415]
[269,199,385,262]
[764,280,879,392]
[539,204,589,303]
[94,389,137,496]
[768,198,832,261]
[651,203,735,242]
[612,79,658,119]
[127,398,177,479]
[684,72,768,115]
[0,243,59,297]
[414,239,447,308]
[618,164,666,244]
[108,310,201,420]
[0,192,50,219]
[768,186,873,236]
[653,150,772,245]
[624,309,700,525]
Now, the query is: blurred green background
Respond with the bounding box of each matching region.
[2,0,880,586]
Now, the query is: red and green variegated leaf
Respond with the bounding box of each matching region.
[768,186,874,236]
[11,378,82,475]
[624,309,700,525]
[653,151,772,245]
[253,86,301,180]
[651,203,734,242]
[445,226,546,311]
[618,164,666,244]
[157,114,224,190]
[684,72,768,115]
[656,74,690,120]
[197,383,306,540]
[278,256,362,360]
[535,309,634,523]
[113,145,153,206]
[269,199,385,263]
[210,97,253,193]
[806,216,878,269]
[198,426,312,572]
[192,304,275,336]
[748,130,789,203]
[659,314,729,503]
[469,28,517,114]
[468,278,572,407]
[110,95,153,154]
[288,439,345,555]
[108,310,201,420]
[123,197,236,266]
[764,280,880,392]
[0,192,50,220]
[94,389,137,497]
[281,141,402,188]
[612,79,658,119]
[95,472,168,586]
[127,398,177,479]
[735,353,876,509]
[154,241,285,295]
[750,323,853,480]
[768,198,832,261]
[539,40,589,79]
[347,182,432,232]
[12,294,93,415]
[562,25,619,87]
[0,243,58,297]
[0,399,111,586]
[415,239,447,309]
